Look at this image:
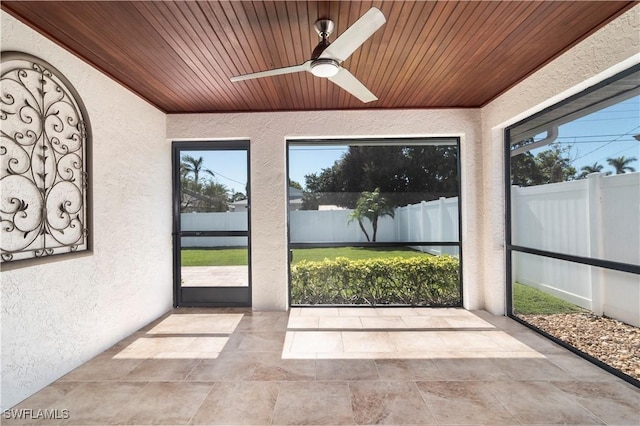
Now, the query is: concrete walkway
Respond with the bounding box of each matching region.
[181,265,248,287]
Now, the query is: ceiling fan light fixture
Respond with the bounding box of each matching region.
[310,58,340,78]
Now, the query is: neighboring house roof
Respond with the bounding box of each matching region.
[230,187,304,211]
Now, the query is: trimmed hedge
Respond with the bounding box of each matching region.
[290,256,460,306]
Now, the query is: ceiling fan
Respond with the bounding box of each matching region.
[230,7,386,103]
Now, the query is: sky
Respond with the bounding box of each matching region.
[182,95,639,194]
[183,149,248,195]
[532,96,640,174]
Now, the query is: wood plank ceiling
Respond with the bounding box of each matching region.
[2,1,635,113]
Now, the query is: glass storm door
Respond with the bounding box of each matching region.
[172,141,251,307]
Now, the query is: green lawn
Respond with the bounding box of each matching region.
[181,247,248,267]
[513,283,588,315]
[291,246,429,263]
[181,246,429,267]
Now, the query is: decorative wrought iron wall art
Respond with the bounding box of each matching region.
[1,52,90,263]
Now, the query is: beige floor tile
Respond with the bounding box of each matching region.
[434,330,503,351]
[124,359,201,381]
[316,359,379,381]
[9,381,81,410]
[350,380,436,424]
[495,357,574,381]
[282,331,295,352]
[552,381,640,425]
[479,351,545,359]
[55,382,147,425]
[387,331,446,352]
[185,352,262,381]
[251,353,316,381]
[360,316,408,329]
[338,307,379,316]
[486,381,605,425]
[112,336,197,359]
[236,313,289,331]
[190,382,279,425]
[280,351,317,360]
[545,353,621,381]
[422,350,491,359]
[60,355,144,381]
[374,307,421,316]
[2,382,83,426]
[272,381,354,425]
[115,382,212,425]
[479,330,538,352]
[315,351,409,360]
[147,313,244,334]
[414,307,469,316]
[442,315,496,329]
[288,307,302,316]
[11,307,639,426]
[224,331,286,352]
[471,311,531,331]
[400,315,450,329]
[318,316,363,329]
[289,331,344,353]
[298,307,340,316]
[286,315,319,329]
[507,330,569,354]
[341,331,396,353]
[185,336,231,353]
[416,381,519,425]
[431,358,512,380]
[375,359,444,381]
[153,351,219,359]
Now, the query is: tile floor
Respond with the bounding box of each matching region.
[5,308,639,425]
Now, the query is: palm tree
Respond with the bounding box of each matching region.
[348,188,395,242]
[606,156,637,174]
[180,155,215,187]
[578,162,611,178]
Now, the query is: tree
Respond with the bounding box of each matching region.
[578,162,611,179]
[288,179,303,190]
[511,143,577,186]
[606,156,637,174]
[230,191,246,202]
[348,188,395,242]
[303,145,459,209]
[180,155,230,212]
[200,180,230,212]
[180,155,214,189]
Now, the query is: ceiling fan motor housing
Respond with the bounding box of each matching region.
[310,58,340,77]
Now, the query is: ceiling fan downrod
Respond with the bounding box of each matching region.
[311,18,335,59]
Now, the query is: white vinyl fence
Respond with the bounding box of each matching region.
[512,172,639,327]
[180,212,248,248]
[182,197,460,254]
[288,197,459,253]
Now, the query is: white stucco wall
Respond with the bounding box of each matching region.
[2,1,638,412]
[1,12,172,409]
[480,5,640,315]
[167,109,483,311]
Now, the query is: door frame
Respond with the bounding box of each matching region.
[172,140,251,307]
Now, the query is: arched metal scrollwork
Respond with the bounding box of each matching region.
[1,52,90,263]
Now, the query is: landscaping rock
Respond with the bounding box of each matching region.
[519,312,640,380]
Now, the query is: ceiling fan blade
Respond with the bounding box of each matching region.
[230,61,311,82]
[319,7,385,62]
[328,68,377,103]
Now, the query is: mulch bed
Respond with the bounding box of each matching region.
[519,312,640,380]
